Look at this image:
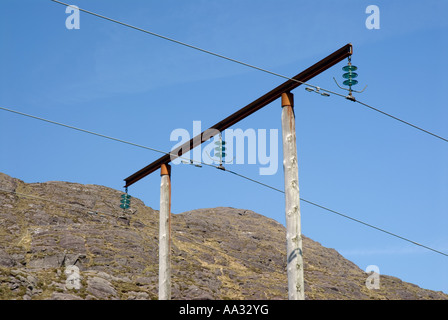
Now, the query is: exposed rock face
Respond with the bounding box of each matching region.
[0,172,446,300]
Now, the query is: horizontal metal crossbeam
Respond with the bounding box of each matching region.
[124,43,353,187]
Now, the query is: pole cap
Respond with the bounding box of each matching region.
[281,92,294,107]
[160,164,171,176]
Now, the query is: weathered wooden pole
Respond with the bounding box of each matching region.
[281,92,305,300]
[159,163,171,300]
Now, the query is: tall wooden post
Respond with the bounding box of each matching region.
[159,164,171,300]
[281,92,305,300]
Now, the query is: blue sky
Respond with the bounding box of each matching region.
[1,0,448,295]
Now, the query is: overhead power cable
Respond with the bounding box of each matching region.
[354,100,448,143]
[298,199,448,258]
[0,106,176,158]
[49,0,322,93]
[0,105,235,172]
[221,168,448,258]
[3,105,446,258]
[50,0,448,144]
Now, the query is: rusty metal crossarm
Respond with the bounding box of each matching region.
[124,43,352,187]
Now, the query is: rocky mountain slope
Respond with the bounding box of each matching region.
[0,172,446,300]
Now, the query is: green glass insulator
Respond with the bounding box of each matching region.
[343,79,358,86]
[342,65,358,72]
[120,204,130,209]
[343,72,358,79]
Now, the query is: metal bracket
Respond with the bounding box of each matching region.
[305,86,330,97]
[333,77,367,102]
[181,159,202,168]
[333,77,367,94]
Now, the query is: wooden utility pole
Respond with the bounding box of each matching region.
[123,44,353,301]
[159,164,171,300]
[281,92,305,300]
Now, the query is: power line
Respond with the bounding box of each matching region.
[225,168,284,194]
[50,0,448,144]
[298,198,448,258]
[3,166,447,260]
[0,104,235,176]
[49,0,327,95]
[3,179,448,265]
[1,105,447,258]
[0,105,191,162]
[213,168,448,258]
[4,185,446,299]
[354,100,448,143]
[0,105,230,173]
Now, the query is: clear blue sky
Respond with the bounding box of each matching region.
[1,0,447,295]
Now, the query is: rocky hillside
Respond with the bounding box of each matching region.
[0,172,446,300]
